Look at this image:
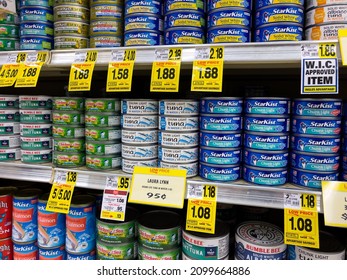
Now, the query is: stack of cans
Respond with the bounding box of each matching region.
[158,99,199,177]
[342,102,347,181]
[121,99,159,173]
[90,0,123,48]
[199,97,243,182]
[290,98,342,189]
[19,0,54,50]
[243,97,290,186]
[52,96,86,169]
[0,9,19,51]
[19,96,53,164]
[85,98,121,171]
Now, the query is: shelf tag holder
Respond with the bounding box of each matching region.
[0,52,27,87]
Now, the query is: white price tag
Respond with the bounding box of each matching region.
[187,184,203,199]
[74,51,87,63]
[54,170,67,184]
[301,44,319,58]
[154,48,170,61]
[7,53,18,64]
[284,193,301,209]
[111,50,125,62]
[194,47,210,60]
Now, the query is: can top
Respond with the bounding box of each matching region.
[184,220,229,238]
[70,194,96,207]
[293,98,342,102]
[303,231,345,253]
[38,192,50,202]
[138,210,182,230]
[0,186,18,196]
[291,166,339,174]
[14,188,43,199]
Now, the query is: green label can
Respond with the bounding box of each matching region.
[53,97,85,111]
[138,246,181,260]
[20,137,52,150]
[0,12,19,24]
[0,24,19,38]
[86,154,121,170]
[53,138,85,153]
[20,110,52,124]
[85,127,121,141]
[86,141,120,155]
[85,113,121,127]
[19,95,53,109]
[0,110,20,122]
[0,135,20,148]
[20,124,52,137]
[0,38,19,51]
[21,149,52,164]
[96,239,137,260]
[0,148,21,161]
[0,122,20,135]
[53,125,84,138]
[52,111,85,125]
[0,95,19,109]
[85,98,120,112]
[53,151,86,168]
[54,21,89,37]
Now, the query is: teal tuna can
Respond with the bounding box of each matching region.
[20,22,54,37]
[20,36,53,50]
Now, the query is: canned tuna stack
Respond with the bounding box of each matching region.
[121,99,159,173]
[342,102,347,181]
[52,96,86,169]
[0,9,19,51]
[0,95,20,163]
[85,98,121,171]
[90,0,123,48]
[19,96,53,165]
[164,0,205,45]
[290,98,342,189]
[53,0,90,49]
[206,0,252,44]
[124,0,163,46]
[254,0,304,42]
[158,99,199,177]
[199,97,243,182]
[18,0,54,50]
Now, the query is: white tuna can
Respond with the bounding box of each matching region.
[122,158,158,174]
[121,99,158,115]
[122,144,158,160]
[121,114,158,129]
[121,129,158,145]
[159,99,199,115]
[158,146,198,163]
[159,116,199,131]
[158,161,198,177]
[158,131,199,147]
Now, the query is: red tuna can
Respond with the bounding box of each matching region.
[13,240,38,260]
[0,237,13,260]
[0,187,17,239]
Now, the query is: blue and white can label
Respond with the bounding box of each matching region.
[159,116,199,131]
[291,134,341,154]
[255,23,303,42]
[39,246,66,260]
[125,13,163,32]
[200,114,242,131]
[244,148,288,168]
[200,97,243,114]
[255,0,304,10]
[243,165,287,186]
[165,27,205,44]
[125,0,163,15]
[159,146,198,163]
[292,98,342,117]
[200,130,242,148]
[121,115,158,129]
[158,161,198,177]
[292,117,341,136]
[200,147,241,165]
[290,168,339,189]
[124,30,163,46]
[164,0,205,13]
[207,0,252,11]
[66,250,96,260]
[159,131,199,147]
[245,97,290,115]
[121,99,158,115]
[199,162,241,182]
[159,100,199,115]
[244,115,290,133]
[164,10,205,29]
[207,8,252,28]
[291,150,339,172]
[207,26,251,43]
[244,132,289,151]
[122,129,158,145]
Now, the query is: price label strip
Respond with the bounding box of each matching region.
[186,185,218,234]
[301,43,338,94]
[150,47,182,92]
[106,49,136,92]
[68,50,98,91]
[128,166,187,209]
[46,171,77,214]
[0,52,27,87]
[191,46,224,92]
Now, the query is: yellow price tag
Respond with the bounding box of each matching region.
[100,210,125,221]
[66,171,78,185]
[46,183,75,214]
[186,199,217,234]
[0,64,21,87]
[15,63,42,87]
[318,43,337,58]
[299,194,317,211]
[117,177,130,191]
[16,53,27,63]
[202,185,217,201]
[106,61,134,92]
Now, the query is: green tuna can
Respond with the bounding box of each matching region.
[0,110,20,122]
[96,239,137,260]
[20,137,52,150]
[85,98,120,112]
[53,5,90,22]
[52,110,85,125]
[90,20,123,36]
[0,95,19,109]
[19,95,53,109]
[86,140,120,155]
[54,36,89,49]
[0,24,19,38]
[0,135,20,148]
[0,122,20,135]
[0,12,19,24]
[85,127,120,141]
[20,123,52,137]
[0,148,21,161]
[86,154,121,170]
[53,138,85,153]
[0,38,19,51]
[138,246,181,260]
[54,21,89,37]
[20,110,52,123]
[54,0,89,7]
[21,149,52,164]
[53,151,86,168]
[53,124,84,138]
[53,97,85,111]
[85,112,120,127]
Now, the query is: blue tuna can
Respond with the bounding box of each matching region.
[244,148,289,168]
[243,165,288,186]
[244,114,290,133]
[125,13,163,32]
[20,21,54,37]
[255,23,303,42]
[291,150,340,172]
[66,250,96,260]
[255,0,304,10]
[342,153,347,170]
[292,98,342,117]
[164,0,205,13]
[200,97,243,114]
[125,0,163,15]
[124,30,163,46]
[20,36,53,50]
[245,97,290,115]
[290,168,339,189]
[39,246,66,260]
[207,0,252,11]
[165,27,205,44]
[200,146,241,165]
[20,7,54,23]
[199,162,241,182]
[200,114,242,131]
[292,116,341,136]
[207,25,251,43]
[244,132,289,151]
[164,10,205,29]
[200,130,242,148]
[343,136,347,153]
[207,8,251,28]
[291,134,341,154]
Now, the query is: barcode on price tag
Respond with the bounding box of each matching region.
[187,184,203,199]
[111,50,124,62]
[55,170,67,184]
[74,52,87,63]
[284,193,301,209]
[7,53,18,64]
[195,47,210,60]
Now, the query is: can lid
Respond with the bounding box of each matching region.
[70,194,96,207]
[14,188,43,198]
[0,186,18,196]
[303,231,345,253]
[138,210,181,230]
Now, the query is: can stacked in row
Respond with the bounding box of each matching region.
[243,97,290,186]
[158,99,199,177]
[85,98,121,171]
[0,8,19,51]
[53,0,90,49]
[342,102,347,180]
[0,95,20,162]
[290,98,342,189]
[199,97,243,182]
[19,0,54,50]
[19,96,53,164]
[52,96,86,169]
[121,99,159,173]
[90,0,123,48]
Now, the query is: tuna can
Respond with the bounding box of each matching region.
[207,0,252,11]
[20,124,52,137]
[53,97,85,111]
[20,137,52,150]
[291,150,339,172]
[37,193,65,248]
[255,23,303,42]
[244,115,290,133]
[19,95,52,109]
[306,0,346,10]
[90,35,122,48]
[96,239,137,260]
[0,12,19,24]
[54,36,89,49]
[122,158,158,173]
[90,4,123,20]
[52,110,85,125]
[20,36,52,51]
[200,97,243,114]
[183,221,229,260]
[38,246,66,260]
[20,21,53,37]
[159,131,198,147]
[243,165,288,186]
[305,22,347,40]
[0,237,13,260]
[90,20,123,36]
[53,151,86,168]
[122,129,158,145]
[200,147,241,165]
[159,146,198,163]
[53,5,89,22]
[244,148,289,168]
[125,13,163,32]
[182,252,229,259]
[85,98,120,112]
[0,110,19,122]
[124,30,163,46]
[0,135,20,148]
[137,210,182,250]
[121,99,158,115]
[0,148,21,161]
[85,127,121,141]
[86,141,120,155]
[200,114,242,131]
[86,154,121,170]
[121,114,158,129]
[164,10,205,29]
[13,241,38,260]
[12,188,42,243]
[200,130,242,148]
[20,6,54,22]
[292,98,342,117]
[235,221,287,260]
[0,38,19,51]
[291,134,340,154]
[342,153,347,170]
[207,8,251,28]
[159,116,199,131]
[306,5,347,26]
[199,162,241,181]
[122,144,158,160]
[0,187,17,239]
[159,99,199,115]
[85,113,120,127]
[53,138,85,153]
[158,160,198,177]
[288,231,345,260]
[54,21,89,37]
[0,24,19,37]
[292,116,341,135]
[165,27,205,44]
[0,122,20,135]
[66,195,96,254]
[244,132,290,151]
[208,25,251,43]
[66,250,96,260]
[19,0,53,7]
[343,136,347,153]
[19,110,52,123]
[164,0,204,13]
[290,167,339,189]
[245,97,290,115]
[125,0,163,15]
[53,124,85,138]
[54,0,89,7]
[21,149,52,164]
[0,95,19,109]
[255,0,304,9]
[138,246,180,260]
